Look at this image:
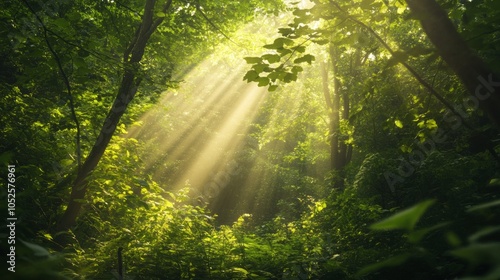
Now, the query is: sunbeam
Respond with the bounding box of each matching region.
[173,85,266,189]
[124,10,322,222]
[9,0,499,277]
[126,22,276,215]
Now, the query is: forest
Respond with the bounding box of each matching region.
[1,0,500,279]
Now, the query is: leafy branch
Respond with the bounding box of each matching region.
[21,0,82,170]
[328,0,474,131]
[194,4,243,48]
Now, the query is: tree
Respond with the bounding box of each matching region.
[1,0,282,245]
[54,0,173,236]
[405,0,500,128]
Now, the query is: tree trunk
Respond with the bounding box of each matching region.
[322,43,354,176]
[338,89,349,169]
[321,59,339,171]
[55,0,172,240]
[322,44,351,189]
[405,0,500,128]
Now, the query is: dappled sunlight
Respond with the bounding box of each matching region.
[170,83,267,193]
[127,44,270,214]
[124,14,308,220]
[8,0,500,277]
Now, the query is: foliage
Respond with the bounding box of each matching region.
[2,0,500,279]
[357,194,500,280]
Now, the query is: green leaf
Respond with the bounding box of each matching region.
[257,77,270,87]
[292,45,306,53]
[278,28,294,36]
[252,63,270,73]
[283,72,297,83]
[370,199,436,231]
[52,18,72,33]
[293,8,310,17]
[0,151,14,167]
[277,48,292,56]
[425,119,438,130]
[467,199,500,212]
[451,243,500,265]
[296,25,313,36]
[262,54,281,63]
[313,39,330,45]
[469,226,500,243]
[356,253,412,276]
[394,119,403,128]
[231,267,249,275]
[244,57,262,64]
[263,37,294,49]
[243,70,259,82]
[268,71,279,82]
[278,37,294,46]
[43,233,53,241]
[446,231,462,247]
[20,240,50,257]
[407,222,450,243]
[291,65,303,74]
[488,178,500,186]
[293,54,315,64]
[135,178,149,187]
[397,6,406,14]
[74,57,89,75]
[268,85,278,92]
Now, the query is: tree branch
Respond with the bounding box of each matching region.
[329,0,475,131]
[194,4,243,48]
[21,0,82,170]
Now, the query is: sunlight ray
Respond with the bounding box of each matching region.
[127,53,270,207]
[174,84,267,194]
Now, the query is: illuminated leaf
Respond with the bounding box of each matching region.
[278,28,294,36]
[262,54,281,63]
[313,39,329,45]
[268,85,278,92]
[252,63,270,73]
[292,45,306,53]
[268,71,279,81]
[243,70,259,82]
[264,37,294,49]
[426,120,438,130]
[291,65,303,74]
[283,72,297,83]
[257,77,270,87]
[293,54,315,64]
[277,48,292,56]
[244,57,262,64]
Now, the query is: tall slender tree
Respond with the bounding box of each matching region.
[405,0,500,128]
